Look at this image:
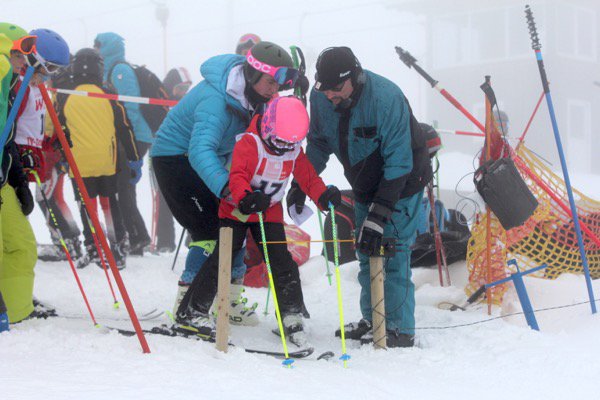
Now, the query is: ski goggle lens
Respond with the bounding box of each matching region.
[246,49,299,88]
[270,136,298,150]
[12,35,36,55]
[25,52,63,75]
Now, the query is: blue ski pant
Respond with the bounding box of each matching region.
[354,191,423,334]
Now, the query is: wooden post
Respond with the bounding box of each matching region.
[216,227,233,353]
[370,256,386,349]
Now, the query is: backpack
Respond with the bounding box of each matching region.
[108,62,170,134]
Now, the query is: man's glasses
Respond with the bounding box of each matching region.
[316,79,348,93]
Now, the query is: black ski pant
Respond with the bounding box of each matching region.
[72,175,125,247]
[36,169,80,243]
[179,218,305,317]
[151,155,219,242]
[150,167,175,250]
[116,141,150,247]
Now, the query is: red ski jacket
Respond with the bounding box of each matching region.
[219,131,327,223]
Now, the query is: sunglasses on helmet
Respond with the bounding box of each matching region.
[246,49,299,88]
[11,35,36,55]
[25,51,63,75]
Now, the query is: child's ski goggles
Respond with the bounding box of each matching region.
[246,49,299,88]
[25,51,63,75]
[11,35,36,55]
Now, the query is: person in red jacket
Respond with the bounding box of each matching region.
[175,96,341,346]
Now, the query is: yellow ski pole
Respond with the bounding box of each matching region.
[257,212,293,367]
[330,204,350,367]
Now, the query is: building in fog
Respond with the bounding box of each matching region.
[393,0,600,174]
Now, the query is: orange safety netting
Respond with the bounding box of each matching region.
[466,145,600,304]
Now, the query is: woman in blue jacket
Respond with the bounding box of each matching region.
[150,42,300,330]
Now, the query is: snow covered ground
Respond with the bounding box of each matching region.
[3,252,600,400]
[5,150,600,399]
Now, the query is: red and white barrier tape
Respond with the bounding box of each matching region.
[48,87,178,107]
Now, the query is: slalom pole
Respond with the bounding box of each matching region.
[317,210,333,286]
[257,212,293,367]
[31,170,99,326]
[516,91,545,150]
[0,66,34,165]
[427,182,451,287]
[170,228,186,271]
[329,204,350,368]
[47,87,178,107]
[39,84,151,353]
[525,5,596,313]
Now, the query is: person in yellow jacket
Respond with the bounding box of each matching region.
[56,48,140,269]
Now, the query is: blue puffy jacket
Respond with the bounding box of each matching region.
[306,70,431,210]
[150,54,252,197]
[95,32,153,144]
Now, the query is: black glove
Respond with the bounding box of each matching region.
[15,185,34,216]
[356,203,393,256]
[20,150,39,171]
[318,185,341,210]
[238,191,271,215]
[286,181,306,217]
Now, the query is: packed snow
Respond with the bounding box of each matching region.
[4,145,600,399]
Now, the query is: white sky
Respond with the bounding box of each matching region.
[2,0,426,114]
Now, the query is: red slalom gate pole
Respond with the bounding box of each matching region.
[39,84,150,353]
[48,87,178,107]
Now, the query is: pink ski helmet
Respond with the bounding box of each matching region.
[261,96,309,154]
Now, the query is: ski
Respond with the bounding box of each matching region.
[62,308,164,322]
[103,323,320,360]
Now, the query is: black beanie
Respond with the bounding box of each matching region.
[314,47,360,91]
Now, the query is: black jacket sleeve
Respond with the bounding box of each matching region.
[111,100,140,162]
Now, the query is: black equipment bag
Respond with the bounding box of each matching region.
[474,157,538,230]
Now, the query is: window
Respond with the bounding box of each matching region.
[556,2,597,61]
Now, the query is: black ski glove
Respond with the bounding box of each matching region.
[286,181,306,217]
[15,184,34,216]
[357,203,393,256]
[20,149,40,171]
[318,185,341,210]
[239,191,271,215]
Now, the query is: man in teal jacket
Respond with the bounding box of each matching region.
[151,42,302,331]
[94,32,150,255]
[288,47,432,347]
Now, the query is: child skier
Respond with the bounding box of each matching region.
[176,96,341,346]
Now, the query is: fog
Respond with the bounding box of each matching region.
[4,0,599,174]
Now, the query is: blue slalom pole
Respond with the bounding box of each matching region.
[525,5,596,314]
[0,66,35,166]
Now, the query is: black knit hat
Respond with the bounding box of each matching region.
[314,47,360,91]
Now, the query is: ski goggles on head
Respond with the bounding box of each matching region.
[246,49,299,88]
[11,35,36,55]
[25,51,63,75]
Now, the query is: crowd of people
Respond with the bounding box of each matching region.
[0,24,434,349]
